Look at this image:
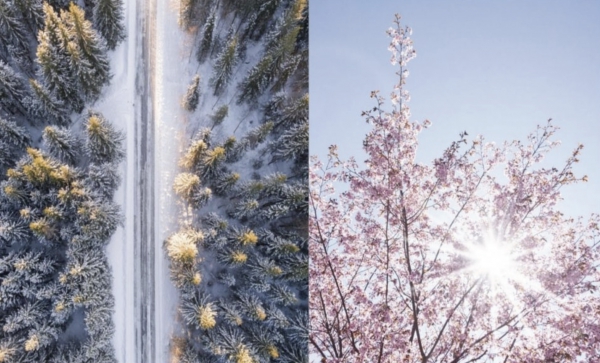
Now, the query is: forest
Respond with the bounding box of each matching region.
[1,0,125,361]
[166,0,309,362]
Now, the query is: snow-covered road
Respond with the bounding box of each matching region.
[100,0,189,361]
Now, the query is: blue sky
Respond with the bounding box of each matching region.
[310,1,600,217]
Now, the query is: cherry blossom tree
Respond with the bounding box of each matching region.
[309,14,600,363]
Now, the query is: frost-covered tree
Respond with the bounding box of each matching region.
[85,111,125,163]
[179,138,207,170]
[196,10,215,63]
[42,126,79,164]
[183,74,201,112]
[0,60,30,115]
[210,105,228,128]
[93,0,125,50]
[210,35,238,96]
[66,2,111,100]
[270,121,307,163]
[310,15,600,362]
[26,79,68,125]
[241,0,281,41]
[0,0,29,55]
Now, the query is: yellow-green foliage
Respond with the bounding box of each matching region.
[173,172,201,200]
[237,230,258,245]
[166,229,204,264]
[198,305,217,329]
[231,251,248,264]
[202,146,226,168]
[179,139,207,169]
[233,345,254,363]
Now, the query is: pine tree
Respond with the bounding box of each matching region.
[236,54,272,104]
[85,162,120,200]
[210,35,238,96]
[66,2,111,100]
[210,105,228,128]
[36,3,83,113]
[26,79,69,125]
[179,139,207,170]
[179,0,198,30]
[93,0,125,50]
[42,126,79,164]
[196,10,215,63]
[213,171,239,196]
[0,60,30,115]
[241,0,281,41]
[270,121,307,162]
[85,111,125,163]
[165,229,202,264]
[183,74,200,112]
[276,93,307,130]
[0,116,30,149]
[173,172,201,202]
[0,0,29,55]
[13,0,44,34]
[180,293,217,330]
[200,146,226,178]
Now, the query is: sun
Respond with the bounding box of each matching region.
[468,237,515,281]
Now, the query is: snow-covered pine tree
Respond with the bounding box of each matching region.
[85,162,120,200]
[210,104,228,128]
[270,121,307,163]
[210,35,238,96]
[200,146,226,179]
[179,0,199,30]
[0,0,29,57]
[241,0,281,41]
[180,293,217,330]
[0,60,30,116]
[85,111,125,164]
[65,2,111,101]
[173,172,201,203]
[183,74,201,112]
[92,0,125,50]
[0,116,30,150]
[196,9,215,63]
[42,126,79,164]
[36,3,84,113]
[236,53,272,104]
[26,79,69,125]
[212,171,239,196]
[12,0,44,34]
[179,138,208,170]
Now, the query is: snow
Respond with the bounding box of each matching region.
[97,0,137,360]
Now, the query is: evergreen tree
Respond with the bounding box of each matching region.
[210,35,238,96]
[196,10,215,63]
[241,0,281,41]
[0,60,30,115]
[0,0,29,55]
[213,171,239,196]
[270,121,307,162]
[0,116,30,149]
[179,139,207,170]
[173,172,201,202]
[200,146,226,179]
[85,162,120,200]
[42,126,79,164]
[13,0,44,34]
[180,293,217,330]
[36,3,83,113]
[210,105,228,128]
[85,111,125,163]
[26,79,68,125]
[236,54,272,104]
[183,74,200,112]
[66,2,111,100]
[179,0,198,30]
[93,0,125,50]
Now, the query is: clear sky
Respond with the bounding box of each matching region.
[310,1,600,218]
